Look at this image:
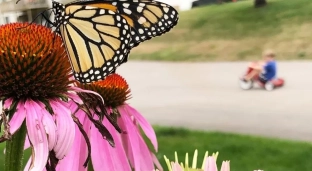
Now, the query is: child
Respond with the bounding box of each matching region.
[243,50,277,84]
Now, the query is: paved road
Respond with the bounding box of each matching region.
[117,61,312,142]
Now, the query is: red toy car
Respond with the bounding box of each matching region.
[239,64,285,91]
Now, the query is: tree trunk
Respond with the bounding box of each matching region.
[254,0,267,8]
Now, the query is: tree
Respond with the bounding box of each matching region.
[254,0,267,8]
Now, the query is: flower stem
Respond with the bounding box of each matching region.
[5,122,27,171]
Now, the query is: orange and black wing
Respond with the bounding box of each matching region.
[73,0,179,49]
[60,5,132,83]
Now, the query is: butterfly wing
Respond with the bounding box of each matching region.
[69,0,179,61]
[59,5,132,83]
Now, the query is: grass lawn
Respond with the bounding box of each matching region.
[131,0,312,61]
[155,126,312,171]
[1,126,312,170]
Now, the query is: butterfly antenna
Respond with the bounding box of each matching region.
[45,9,59,47]
[39,9,55,26]
[16,0,21,4]
[44,10,54,27]
[40,9,54,27]
[16,9,53,29]
[40,12,44,26]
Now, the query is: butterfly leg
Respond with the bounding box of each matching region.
[41,10,54,27]
[40,12,55,27]
[16,10,55,30]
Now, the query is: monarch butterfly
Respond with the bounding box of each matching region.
[47,0,179,83]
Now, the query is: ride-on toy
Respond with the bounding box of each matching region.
[239,64,285,91]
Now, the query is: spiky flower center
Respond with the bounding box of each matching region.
[78,74,131,108]
[0,23,72,99]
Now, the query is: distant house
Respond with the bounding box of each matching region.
[0,0,224,25]
[0,0,77,25]
[157,0,196,11]
[157,0,226,11]
[0,0,49,24]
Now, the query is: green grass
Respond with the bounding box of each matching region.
[155,127,312,171]
[1,127,312,171]
[131,0,312,61]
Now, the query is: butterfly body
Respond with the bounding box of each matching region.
[51,0,179,83]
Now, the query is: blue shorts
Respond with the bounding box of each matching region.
[258,74,268,84]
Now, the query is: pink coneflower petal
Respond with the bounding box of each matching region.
[220,161,230,171]
[118,105,161,171]
[9,102,26,134]
[41,108,57,151]
[137,132,155,171]
[68,100,80,112]
[50,100,75,159]
[23,111,56,152]
[3,98,13,109]
[118,107,141,170]
[172,162,183,171]
[24,100,49,171]
[65,92,83,104]
[24,136,31,150]
[123,104,158,151]
[76,112,90,171]
[164,151,232,171]
[90,116,131,171]
[56,110,89,171]
[152,152,163,171]
[24,158,32,171]
[69,86,105,104]
[205,156,218,171]
[69,75,75,81]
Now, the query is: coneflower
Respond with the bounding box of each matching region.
[57,73,161,171]
[162,150,230,171]
[0,23,111,171]
[161,150,263,171]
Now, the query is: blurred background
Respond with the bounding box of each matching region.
[1,0,312,170]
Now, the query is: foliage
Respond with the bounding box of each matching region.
[131,0,312,61]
